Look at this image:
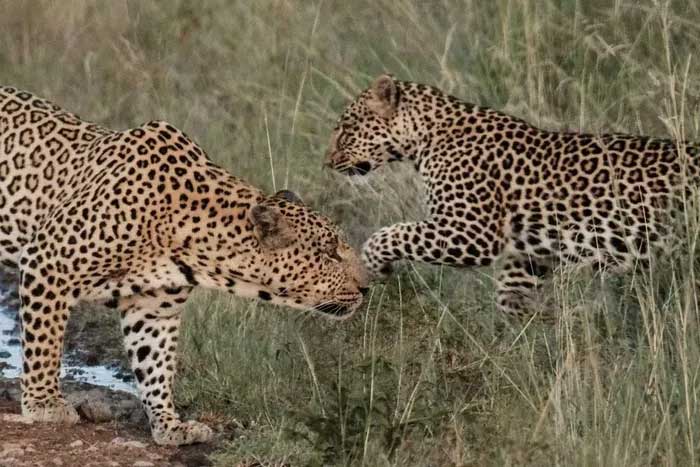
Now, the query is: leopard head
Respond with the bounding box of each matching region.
[324,74,409,176]
[245,190,368,319]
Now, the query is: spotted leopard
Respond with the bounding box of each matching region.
[325,74,700,321]
[0,86,367,445]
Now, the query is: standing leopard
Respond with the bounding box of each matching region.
[325,74,700,321]
[0,86,368,445]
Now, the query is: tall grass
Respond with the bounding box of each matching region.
[3,0,700,465]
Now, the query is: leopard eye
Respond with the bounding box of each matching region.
[329,249,343,262]
[324,240,342,262]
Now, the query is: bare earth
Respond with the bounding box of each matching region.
[0,270,227,467]
[0,381,219,467]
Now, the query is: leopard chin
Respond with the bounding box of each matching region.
[313,302,355,318]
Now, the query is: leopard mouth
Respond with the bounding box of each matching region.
[348,161,372,176]
[337,161,371,176]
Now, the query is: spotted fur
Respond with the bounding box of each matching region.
[325,74,700,321]
[0,86,367,445]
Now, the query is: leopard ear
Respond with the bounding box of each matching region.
[367,74,399,119]
[249,205,295,249]
[274,190,304,205]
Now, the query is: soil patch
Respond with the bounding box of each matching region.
[0,269,227,466]
[0,379,220,467]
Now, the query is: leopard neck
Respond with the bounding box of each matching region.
[394,80,484,166]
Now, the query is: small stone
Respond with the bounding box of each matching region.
[0,350,11,358]
[69,440,84,448]
[132,462,154,467]
[123,440,148,449]
[76,398,113,422]
[84,352,100,366]
[128,407,148,426]
[111,437,147,449]
[51,459,65,466]
[1,386,20,401]
[7,338,19,346]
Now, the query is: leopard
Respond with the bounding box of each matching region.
[0,86,368,446]
[324,73,700,321]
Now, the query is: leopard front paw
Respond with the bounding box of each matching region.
[152,419,214,446]
[22,397,80,424]
[362,240,396,280]
[361,251,393,280]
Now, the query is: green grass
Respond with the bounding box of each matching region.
[3,0,700,465]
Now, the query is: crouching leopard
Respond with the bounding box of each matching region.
[0,86,368,445]
[325,74,700,321]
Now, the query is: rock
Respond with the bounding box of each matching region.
[51,459,65,466]
[0,350,11,359]
[132,462,154,467]
[84,351,100,366]
[111,437,147,449]
[129,407,148,427]
[7,338,20,346]
[64,386,144,422]
[76,398,113,422]
[0,385,21,401]
[68,387,141,423]
[69,440,84,448]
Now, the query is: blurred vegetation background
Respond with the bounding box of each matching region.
[2,1,700,465]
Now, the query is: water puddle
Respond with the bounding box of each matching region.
[0,286,136,394]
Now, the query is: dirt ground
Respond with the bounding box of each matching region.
[0,382,221,467]
[0,270,236,467]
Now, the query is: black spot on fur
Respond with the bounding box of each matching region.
[171,257,198,285]
[137,345,151,362]
[258,290,272,301]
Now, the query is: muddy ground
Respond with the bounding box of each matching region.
[0,379,222,467]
